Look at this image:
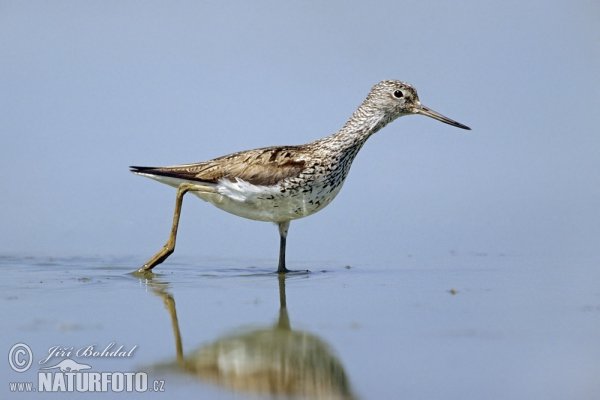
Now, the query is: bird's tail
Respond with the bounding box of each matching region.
[129,165,207,188]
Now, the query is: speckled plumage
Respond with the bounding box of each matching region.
[131,80,470,273]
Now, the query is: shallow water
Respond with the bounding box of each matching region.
[2,254,599,399]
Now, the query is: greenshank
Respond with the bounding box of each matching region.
[131,80,470,273]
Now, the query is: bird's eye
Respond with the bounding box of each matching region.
[393,90,404,98]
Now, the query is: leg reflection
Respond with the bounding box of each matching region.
[144,273,356,399]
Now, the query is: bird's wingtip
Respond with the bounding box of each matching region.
[129,165,154,174]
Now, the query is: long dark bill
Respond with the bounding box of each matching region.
[416,104,471,130]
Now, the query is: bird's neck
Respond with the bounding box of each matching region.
[318,103,393,152]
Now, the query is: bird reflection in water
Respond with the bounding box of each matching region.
[145,274,357,400]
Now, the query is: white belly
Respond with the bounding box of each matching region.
[195,178,343,223]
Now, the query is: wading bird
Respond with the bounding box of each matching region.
[131,80,470,273]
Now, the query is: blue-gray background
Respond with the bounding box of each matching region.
[1,1,598,266]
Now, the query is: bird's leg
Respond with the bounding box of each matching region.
[136,183,199,273]
[277,221,290,273]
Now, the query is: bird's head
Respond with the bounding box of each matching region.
[367,80,470,130]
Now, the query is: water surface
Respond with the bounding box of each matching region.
[2,254,598,399]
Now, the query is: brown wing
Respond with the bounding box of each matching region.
[130,146,307,186]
